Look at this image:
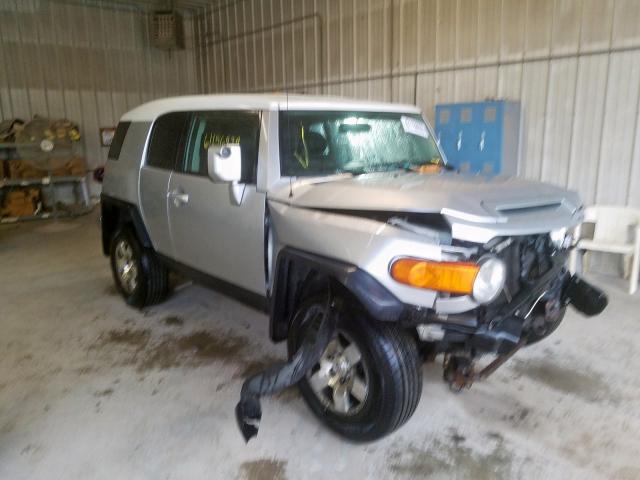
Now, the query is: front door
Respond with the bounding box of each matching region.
[167,111,266,295]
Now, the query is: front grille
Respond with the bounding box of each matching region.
[494,234,555,304]
[500,240,522,299]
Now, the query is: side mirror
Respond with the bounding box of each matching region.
[207,144,242,183]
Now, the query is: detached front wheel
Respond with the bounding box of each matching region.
[288,297,422,442]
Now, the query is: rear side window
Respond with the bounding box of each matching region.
[147,112,190,169]
[181,111,260,183]
[107,121,130,160]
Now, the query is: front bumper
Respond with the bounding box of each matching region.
[405,254,607,354]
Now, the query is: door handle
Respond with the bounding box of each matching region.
[168,189,189,206]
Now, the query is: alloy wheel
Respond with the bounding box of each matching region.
[114,239,138,294]
[307,330,370,415]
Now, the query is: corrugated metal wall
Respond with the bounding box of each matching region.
[196,0,640,208]
[0,0,199,189]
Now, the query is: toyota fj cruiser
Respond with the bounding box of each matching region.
[101,94,606,442]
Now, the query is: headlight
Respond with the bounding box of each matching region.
[389,255,506,304]
[472,257,506,304]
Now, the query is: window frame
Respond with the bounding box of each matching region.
[107,121,131,160]
[176,110,261,184]
[145,111,191,171]
[278,110,443,177]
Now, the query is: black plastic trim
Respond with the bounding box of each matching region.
[107,121,131,160]
[100,195,152,255]
[269,247,405,341]
[156,254,268,313]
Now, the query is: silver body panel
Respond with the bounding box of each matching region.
[103,95,584,316]
[268,172,583,242]
[102,122,151,205]
[167,173,266,294]
[268,199,443,309]
[139,166,173,255]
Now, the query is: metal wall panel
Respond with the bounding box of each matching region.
[596,51,640,205]
[0,0,198,193]
[541,58,578,185]
[519,61,549,180]
[194,0,640,208]
[567,55,608,205]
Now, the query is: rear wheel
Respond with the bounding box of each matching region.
[288,297,422,442]
[109,228,168,308]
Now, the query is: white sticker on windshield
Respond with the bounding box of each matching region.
[401,115,429,138]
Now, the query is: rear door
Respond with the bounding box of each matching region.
[167,110,266,295]
[139,112,190,256]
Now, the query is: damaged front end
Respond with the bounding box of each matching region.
[405,233,608,390]
[235,177,607,440]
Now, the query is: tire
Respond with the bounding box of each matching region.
[288,296,422,442]
[109,227,169,308]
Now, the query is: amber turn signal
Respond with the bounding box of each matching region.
[390,258,480,294]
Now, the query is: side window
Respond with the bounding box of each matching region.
[107,121,131,160]
[147,112,190,169]
[182,111,260,183]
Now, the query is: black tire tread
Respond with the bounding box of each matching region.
[141,248,168,306]
[375,323,422,434]
[290,297,422,442]
[110,226,169,308]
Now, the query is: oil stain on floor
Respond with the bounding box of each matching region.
[232,355,283,379]
[87,327,285,381]
[238,459,287,480]
[387,438,512,480]
[511,359,616,403]
[100,328,151,349]
[163,315,184,327]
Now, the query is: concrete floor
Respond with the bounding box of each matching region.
[1,211,639,480]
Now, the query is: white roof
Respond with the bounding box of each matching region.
[120,94,421,122]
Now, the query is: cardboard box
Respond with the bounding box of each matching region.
[66,156,87,176]
[1,187,40,217]
[8,157,87,178]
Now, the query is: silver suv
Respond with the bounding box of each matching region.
[101,94,606,442]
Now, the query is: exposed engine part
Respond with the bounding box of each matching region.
[235,290,338,442]
[486,237,514,254]
[475,339,526,380]
[416,323,445,342]
[528,296,563,337]
[443,353,475,392]
[524,291,549,319]
[443,338,526,391]
[563,275,608,316]
[519,235,554,285]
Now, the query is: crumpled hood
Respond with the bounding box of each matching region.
[268,172,583,241]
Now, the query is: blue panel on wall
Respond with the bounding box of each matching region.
[435,100,520,176]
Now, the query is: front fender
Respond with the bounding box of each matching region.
[269,247,405,342]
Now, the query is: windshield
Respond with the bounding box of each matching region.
[279,111,444,176]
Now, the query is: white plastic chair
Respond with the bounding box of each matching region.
[569,206,640,294]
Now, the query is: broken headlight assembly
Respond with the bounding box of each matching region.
[550,225,579,250]
[390,256,506,304]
